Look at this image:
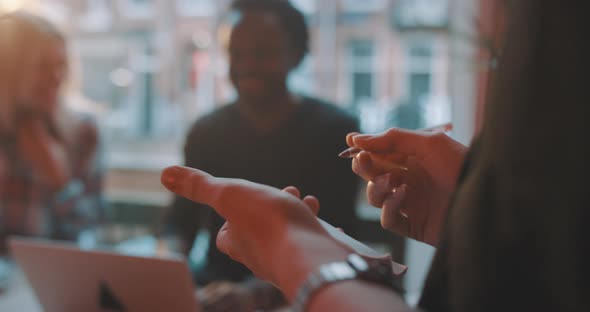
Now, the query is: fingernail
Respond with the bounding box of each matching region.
[161,166,182,189]
[338,147,362,158]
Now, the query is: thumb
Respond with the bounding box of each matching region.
[216,222,235,260]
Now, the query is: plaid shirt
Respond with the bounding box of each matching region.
[0,117,104,253]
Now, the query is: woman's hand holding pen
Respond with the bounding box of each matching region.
[344,127,467,247]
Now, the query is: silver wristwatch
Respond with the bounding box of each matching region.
[291,253,397,312]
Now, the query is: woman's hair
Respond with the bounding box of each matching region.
[0,12,66,132]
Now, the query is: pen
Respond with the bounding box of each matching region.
[338,122,453,159]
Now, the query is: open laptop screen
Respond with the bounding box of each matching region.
[9,237,200,312]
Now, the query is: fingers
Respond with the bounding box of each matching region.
[366,173,405,207]
[366,176,391,208]
[352,152,376,181]
[352,128,430,156]
[380,185,409,233]
[215,222,235,261]
[282,186,320,215]
[303,195,320,215]
[282,186,301,198]
[161,165,222,212]
[353,152,408,182]
[346,132,360,147]
[161,166,281,221]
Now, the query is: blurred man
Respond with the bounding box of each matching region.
[163,0,360,311]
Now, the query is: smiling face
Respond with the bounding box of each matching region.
[228,10,297,111]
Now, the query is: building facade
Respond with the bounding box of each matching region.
[4,0,461,143]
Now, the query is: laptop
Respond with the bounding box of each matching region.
[9,237,200,312]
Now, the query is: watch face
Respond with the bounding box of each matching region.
[321,262,357,281]
[347,253,369,272]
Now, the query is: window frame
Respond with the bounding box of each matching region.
[346,39,377,107]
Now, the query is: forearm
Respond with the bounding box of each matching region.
[273,230,351,300]
[274,230,412,311]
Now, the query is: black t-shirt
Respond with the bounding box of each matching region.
[420,1,589,311]
[165,96,360,284]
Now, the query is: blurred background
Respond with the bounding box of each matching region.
[0,0,498,305]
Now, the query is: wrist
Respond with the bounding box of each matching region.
[272,228,352,301]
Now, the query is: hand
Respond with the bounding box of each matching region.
[348,128,467,247]
[197,281,255,312]
[161,166,352,300]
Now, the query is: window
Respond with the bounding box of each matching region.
[347,40,375,107]
[389,41,433,130]
[407,43,433,107]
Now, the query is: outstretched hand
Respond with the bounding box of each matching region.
[161,166,352,299]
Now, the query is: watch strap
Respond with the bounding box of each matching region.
[291,254,396,312]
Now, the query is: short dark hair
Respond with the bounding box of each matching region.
[231,0,309,66]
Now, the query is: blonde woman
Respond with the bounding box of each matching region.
[0,12,103,253]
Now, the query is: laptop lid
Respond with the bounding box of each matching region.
[9,237,200,312]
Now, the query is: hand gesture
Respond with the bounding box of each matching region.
[348,128,467,246]
[161,166,352,299]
